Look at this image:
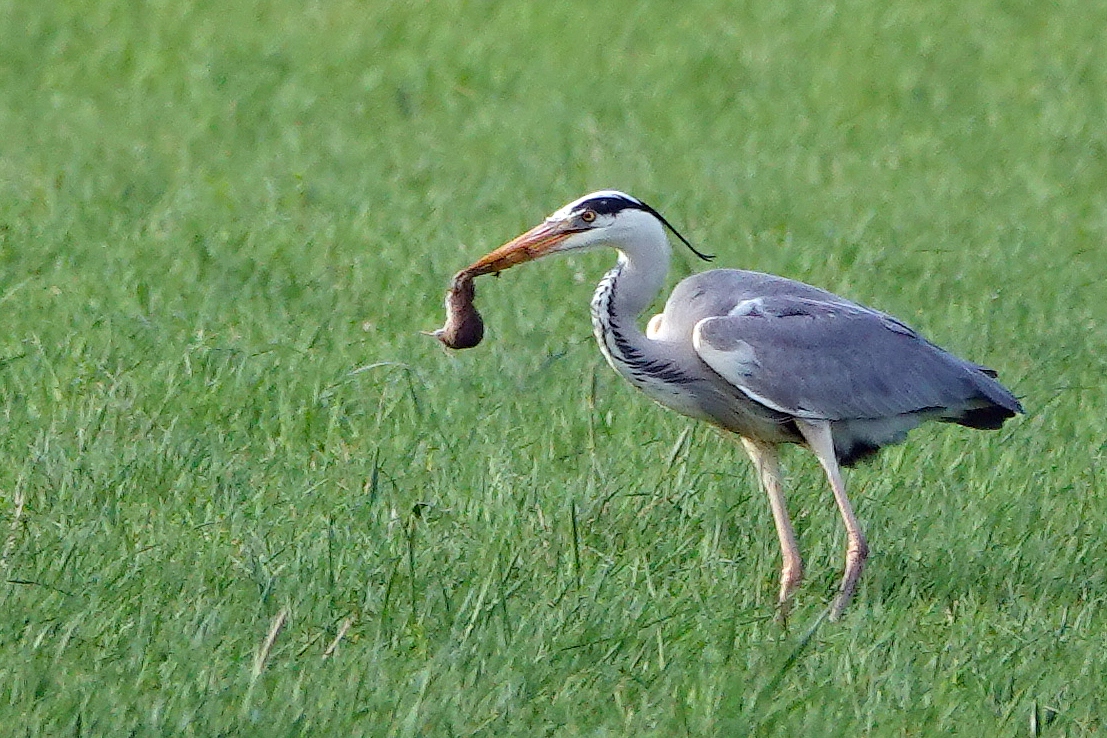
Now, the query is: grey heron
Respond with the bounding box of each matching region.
[444,190,1023,620]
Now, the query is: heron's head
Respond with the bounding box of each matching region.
[462,190,712,278]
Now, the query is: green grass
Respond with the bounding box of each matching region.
[1,0,1105,734]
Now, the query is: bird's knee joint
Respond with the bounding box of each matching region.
[782,560,804,585]
[846,541,869,567]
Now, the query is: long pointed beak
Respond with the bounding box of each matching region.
[458,219,572,280]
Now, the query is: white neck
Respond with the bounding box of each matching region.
[595,211,672,320]
[588,214,676,385]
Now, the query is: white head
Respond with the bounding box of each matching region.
[464,190,712,277]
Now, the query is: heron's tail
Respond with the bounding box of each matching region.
[944,365,1023,430]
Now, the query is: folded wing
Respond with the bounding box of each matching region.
[692,296,1022,424]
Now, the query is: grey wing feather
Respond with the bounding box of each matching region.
[692,295,1020,422]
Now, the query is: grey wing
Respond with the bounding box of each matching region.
[691,296,1020,422]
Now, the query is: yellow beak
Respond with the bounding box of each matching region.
[458,219,572,280]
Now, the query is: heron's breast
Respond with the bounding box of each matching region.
[626,369,714,421]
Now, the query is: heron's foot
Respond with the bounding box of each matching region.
[775,560,804,627]
[828,539,869,621]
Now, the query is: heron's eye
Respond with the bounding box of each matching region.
[580,210,597,224]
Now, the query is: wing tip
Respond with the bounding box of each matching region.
[948,403,1021,430]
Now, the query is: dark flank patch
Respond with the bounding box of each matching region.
[837,439,883,467]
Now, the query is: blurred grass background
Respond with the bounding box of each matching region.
[1,0,1105,734]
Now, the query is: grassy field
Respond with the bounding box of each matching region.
[2,0,1105,734]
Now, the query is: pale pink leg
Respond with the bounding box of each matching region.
[741,437,804,621]
[795,419,869,620]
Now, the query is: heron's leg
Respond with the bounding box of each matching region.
[740,437,803,620]
[795,419,869,620]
